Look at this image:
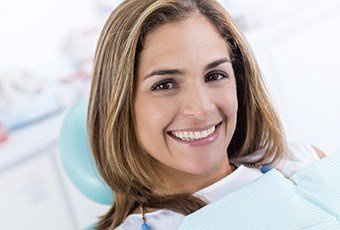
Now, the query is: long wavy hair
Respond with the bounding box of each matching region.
[88,0,287,228]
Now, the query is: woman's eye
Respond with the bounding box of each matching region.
[205,71,228,82]
[151,79,177,91]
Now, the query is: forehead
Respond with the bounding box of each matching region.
[137,15,230,76]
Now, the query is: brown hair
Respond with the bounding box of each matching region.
[88,0,287,228]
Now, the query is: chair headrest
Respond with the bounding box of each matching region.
[59,99,113,205]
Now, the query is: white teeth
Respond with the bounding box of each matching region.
[183,132,189,138]
[194,131,202,139]
[172,124,217,141]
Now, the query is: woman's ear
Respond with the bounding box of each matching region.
[312,145,327,159]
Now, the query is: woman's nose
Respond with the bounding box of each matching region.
[181,86,214,120]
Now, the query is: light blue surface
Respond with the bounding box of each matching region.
[179,153,340,230]
[59,99,114,205]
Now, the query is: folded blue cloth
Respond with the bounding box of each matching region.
[179,153,340,230]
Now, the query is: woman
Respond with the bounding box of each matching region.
[87,0,326,229]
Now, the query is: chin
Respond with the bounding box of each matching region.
[180,158,225,176]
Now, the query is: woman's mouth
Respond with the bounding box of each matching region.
[167,122,223,147]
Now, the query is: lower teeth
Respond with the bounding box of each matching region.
[183,138,203,141]
[181,135,209,141]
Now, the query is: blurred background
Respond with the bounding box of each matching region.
[0,0,339,229]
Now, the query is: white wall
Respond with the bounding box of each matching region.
[244,0,340,153]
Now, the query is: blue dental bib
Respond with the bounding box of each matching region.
[179,153,340,230]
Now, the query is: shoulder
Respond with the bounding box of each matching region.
[311,145,327,159]
[116,209,185,230]
[274,140,327,176]
[248,141,325,164]
[285,140,327,162]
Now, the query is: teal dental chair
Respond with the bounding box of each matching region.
[59,99,114,229]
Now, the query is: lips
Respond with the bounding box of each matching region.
[167,122,223,147]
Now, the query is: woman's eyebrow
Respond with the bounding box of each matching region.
[142,58,231,81]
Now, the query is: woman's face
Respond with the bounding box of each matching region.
[134,15,238,191]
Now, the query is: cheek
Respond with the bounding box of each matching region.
[134,96,177,147]
[214,86,238,118]
[216,89,238,145]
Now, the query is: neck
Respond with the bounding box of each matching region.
[154,159,237,194]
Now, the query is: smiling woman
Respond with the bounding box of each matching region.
[87,0,326,229]
[134,15,239,192]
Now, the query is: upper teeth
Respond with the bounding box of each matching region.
[171,126,216,141]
